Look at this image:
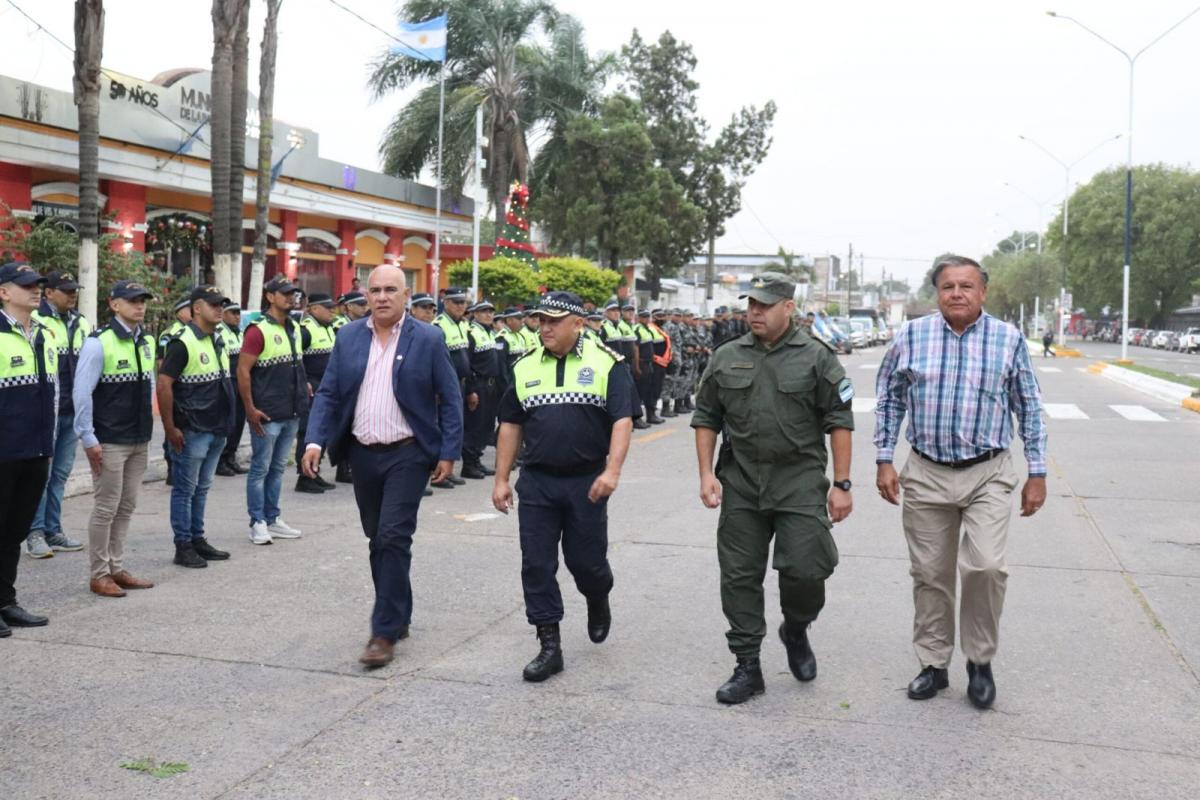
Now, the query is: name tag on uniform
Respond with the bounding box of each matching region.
[525,379,541,388]
[731,362,754,369]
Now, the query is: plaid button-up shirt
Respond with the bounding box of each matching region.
[873,311,1047,476]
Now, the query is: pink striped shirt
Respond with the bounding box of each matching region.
[351,316,414,445]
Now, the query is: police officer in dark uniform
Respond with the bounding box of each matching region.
[491,292,635,682]
[432,287,471,488]
[295,292,337,493]
[216,301,247,476]
[0,263,56,634]
[692,272,855,705]
[633,309,662,424]
[462,299,500,479]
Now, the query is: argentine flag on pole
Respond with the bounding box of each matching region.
[392,13,447,62]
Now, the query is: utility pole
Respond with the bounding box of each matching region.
[846,243,853,314]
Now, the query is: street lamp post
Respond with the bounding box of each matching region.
[1018,133,1122,342]
[1048,7,1200,361]
[1002,182,1053,254]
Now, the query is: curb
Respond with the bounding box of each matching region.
[1026,339,1082,358]
[1088,361,1200,414]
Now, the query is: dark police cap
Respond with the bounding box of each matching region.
[443,286,468,301]
[586,312,604,321]
[604,298,620,310]
[44,270,80,291]
[532,291,586,319]
[173,296,192,312]
[637,309,650,318]
[223,300,242,312]
[340,290,367,306]
[0,262,46,287]
[307,292,334,308]
[468,300,494,313]
[263,275,297,295]
[740,272,796,305]
[495,305,520,318]
[109,279,153,300]
[410,292,436,307]
[189,285,229,306]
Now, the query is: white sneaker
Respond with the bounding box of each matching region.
[267,518,302,539]
[249,521,273,545]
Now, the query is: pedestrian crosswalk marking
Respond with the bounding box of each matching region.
[1044,403,1089,419]
[1110,405,1166,422]
[852,398,877,413]
[1038,367,1062,373]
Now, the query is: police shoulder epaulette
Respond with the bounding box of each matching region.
[807,329,838,353]
[594,340,625,362]
[512,346,541,366]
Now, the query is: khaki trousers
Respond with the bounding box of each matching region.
[899,450,1019,668]
[87,442,148,580]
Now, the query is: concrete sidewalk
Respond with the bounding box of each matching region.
[4,395,1199,798]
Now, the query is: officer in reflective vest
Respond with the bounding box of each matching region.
[409,292,437,324]
[156,285,236,571]
[634,309,661,425]
[217,301,247,476]
[491,291,635,683]
[295,292,338,494]
[648,308,672,419]
[27,270,90,557]
[73,279,158,599]
[431,286,471,488]
[600,300,648,430]
[0,262,57,632]
[520,309,541,351]
[462,300,501,479]
[237,275,307,545]
[583,311,604,342]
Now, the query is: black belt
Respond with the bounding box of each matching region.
[355,437,415,452]
[913,447,1006,470]
[524,459,607,478]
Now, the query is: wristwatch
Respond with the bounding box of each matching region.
[832,479,852,491]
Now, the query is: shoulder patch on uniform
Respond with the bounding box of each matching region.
[512,348,540,366]
[838,377,854,404]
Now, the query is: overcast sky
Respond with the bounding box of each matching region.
[3,0,1198,285]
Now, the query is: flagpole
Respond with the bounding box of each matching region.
[432,58,446,293]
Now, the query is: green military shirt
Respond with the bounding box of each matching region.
[691,323,854,510]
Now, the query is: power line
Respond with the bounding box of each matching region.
[325,0,435,61]
[4,0,210,147]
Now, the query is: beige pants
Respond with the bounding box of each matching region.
[88,442,148,580]
[900,450,1019,668]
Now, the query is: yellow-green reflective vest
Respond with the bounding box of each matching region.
[33,304,89,415]
[92,323,155,445]
[300,316,335,385]
[513,335,617,412]
[249,315,305,420]
[172,324,234,434]
[0,315,57,458]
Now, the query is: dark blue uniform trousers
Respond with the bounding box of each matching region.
[516,467,614,625]
[348,441,432,640]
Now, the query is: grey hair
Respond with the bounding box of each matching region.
[931,255,988,288]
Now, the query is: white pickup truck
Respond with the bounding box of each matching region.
[1178,327,1200,354]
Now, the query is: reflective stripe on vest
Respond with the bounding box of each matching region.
[513,336,616,412]
[0,319,57,459]
[435,314,468,351]
[501,329,527,356]
[220,322,242,356]
[92,324,154,444]
[300,316,335,354]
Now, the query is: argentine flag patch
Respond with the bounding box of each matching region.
[838,377,854,404]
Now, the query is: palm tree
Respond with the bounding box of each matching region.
[763,247,813,282]
[369,0,563,232]
[210,0,247,298]
[250,0,283,312]
[73,0,104,323]
[228,0,250,304]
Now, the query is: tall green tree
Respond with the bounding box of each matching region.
[979,250,1061,323]
[1045,164,1200,325]
[531,94,663,269]
[371,1,609,232]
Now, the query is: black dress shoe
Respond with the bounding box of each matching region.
[660,406,677,418]
[460,464,487,480]
[314,474,336,490]
[907,665,949,700]
[173,544,208,569]
[423,488,433,497]
[335,463,354,483]
[295,475,326,494]
[448,475,466,486]
[523,624,564,682]
[193,538,231,560]
[430,478,455,489]
[230,459,249,475]
[647,415,665,425]
[0,616,10,637]
[778,622,817,682]
[967,661,996,709]
[215,460,236,477]
[633,418,650,430]
[480,465,496,476]
[0,605,49,627]
[586,595,611,643]
[715,656,765,704]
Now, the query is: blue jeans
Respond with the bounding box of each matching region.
[170,430,227,545]
[247,418,298,525]
[29,413,79,537]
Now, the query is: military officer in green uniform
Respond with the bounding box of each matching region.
[691,272,855,705]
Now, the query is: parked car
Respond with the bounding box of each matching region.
[1152,330,1172,349]
[1125,327,1142,344]
[1177,327,1200,353]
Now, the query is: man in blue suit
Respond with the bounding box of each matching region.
[302,265,463,668]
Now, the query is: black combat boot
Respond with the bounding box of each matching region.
[193,538,230,561]
[645,404,664,425]
[215,457,236,477]
[335,462,354,484]
[173,543,208,569]
[779,622,817,682]
[586,595,611,643]
[966,661,996,709]
[461,462,487,480]
[633,416,650,430]
[660,401,677,418]
[715,655,765,704]
[523,624,564,682]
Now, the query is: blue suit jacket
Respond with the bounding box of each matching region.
[306,315,464,466]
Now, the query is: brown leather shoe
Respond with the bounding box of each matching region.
[358,636,395,668]
[111,571,154,590]
[90,576,126,598]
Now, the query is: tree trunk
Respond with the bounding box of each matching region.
[704,233,715,303]
[250,0,281,313]
[210,0,241,297]
[649,268,661,301]
[227,0,250,305]
[490,118,511,234]
[73,0,104,325]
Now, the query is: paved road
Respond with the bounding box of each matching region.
[5,347,1199,798]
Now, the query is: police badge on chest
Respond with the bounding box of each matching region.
[577,367,595,386]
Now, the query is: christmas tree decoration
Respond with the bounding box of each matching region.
[145,214,212,254]
[494,181,539,271]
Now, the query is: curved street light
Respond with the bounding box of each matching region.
[1047,7,1200,360]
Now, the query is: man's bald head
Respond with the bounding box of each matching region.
[367,265,409,326]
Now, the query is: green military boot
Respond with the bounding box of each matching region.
[715,656,765,704]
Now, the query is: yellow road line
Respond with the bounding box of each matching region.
[634,428,677,445]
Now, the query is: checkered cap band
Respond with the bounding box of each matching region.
[537,296,585,317]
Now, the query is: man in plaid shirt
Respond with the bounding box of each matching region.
[874,254,1047,710]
